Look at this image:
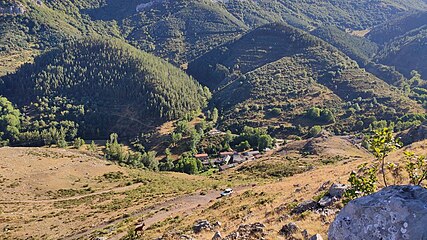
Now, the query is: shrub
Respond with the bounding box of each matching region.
[309,125,322,137]
[73,137,85,149]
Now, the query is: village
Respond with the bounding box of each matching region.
[194,150,263,171]
[193,129,285,172]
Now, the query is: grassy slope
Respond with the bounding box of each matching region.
[141,139,427,239]
[0,146,254,239]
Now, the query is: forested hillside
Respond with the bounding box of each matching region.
[1,0,427,144]
[120,0,247,65]
[311,26,379,66]
[0,38,209,141]
[0,0,122,76]
[189,23,425,135]
[368,12,427,79]
[220,0,427,30]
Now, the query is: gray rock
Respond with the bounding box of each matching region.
[302,229,309,239]
[224,223,265,240]
[193,219,212,233]
[291,200,319,214]
[329,185,427,240]
[279,222,300,237]
[328,183,348,198]
[318,196,333,207]
[212,231,222,240]
[309,234,324,240]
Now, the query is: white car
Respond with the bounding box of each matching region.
[220,188,233,197]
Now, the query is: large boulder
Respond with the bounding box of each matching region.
[329,185,427,240]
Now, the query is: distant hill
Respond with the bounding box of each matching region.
[369,11,427,79]
[0,0,122,75]
[367,11,427,44]
[221,0,427,30]
[188,23,424,134]
[86,0,248,65]
[0,38,209,138]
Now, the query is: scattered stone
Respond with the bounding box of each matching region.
[318,196,333,207]
[212,231,222,240]
[278,214,290,222]
[213,221,222,227]
[180,235,194,240]
[279,222,300,237]
[329,185,427,240]
[318,181,332,192]
[224,222,265,240]
[193,219,212,233]
[291,200,319,214]
[309,234,324,240]
[302,229,309,240]
[328,183,348,198]
[156,232,195,240]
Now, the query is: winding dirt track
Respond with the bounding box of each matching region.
[63,186,251,240]
[0,183,145,204]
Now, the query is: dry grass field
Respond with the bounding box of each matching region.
[0,138,425,239]
[0,147,239,239]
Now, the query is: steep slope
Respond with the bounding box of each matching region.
[86,0,248,65]
[0,0,122,75]
[0,38,209,138]
[369,12,427,79]
[188,23,424,133]
[311,26,379,66]
[221,0,427,30]
[367,11,427,44]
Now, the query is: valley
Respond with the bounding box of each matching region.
[1,0,427,239]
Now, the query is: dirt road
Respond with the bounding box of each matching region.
[64,186,251,240]
[0,183,145,204]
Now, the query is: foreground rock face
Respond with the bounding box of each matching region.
[329,185,427,240]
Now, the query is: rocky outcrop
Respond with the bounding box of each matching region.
[291,200,319,214]
[329,185,427,240]
[212,231,222,240]
[328,183,348,198]
[279,222,300,237]
[224,222,265,240]
[193,220,212,233]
